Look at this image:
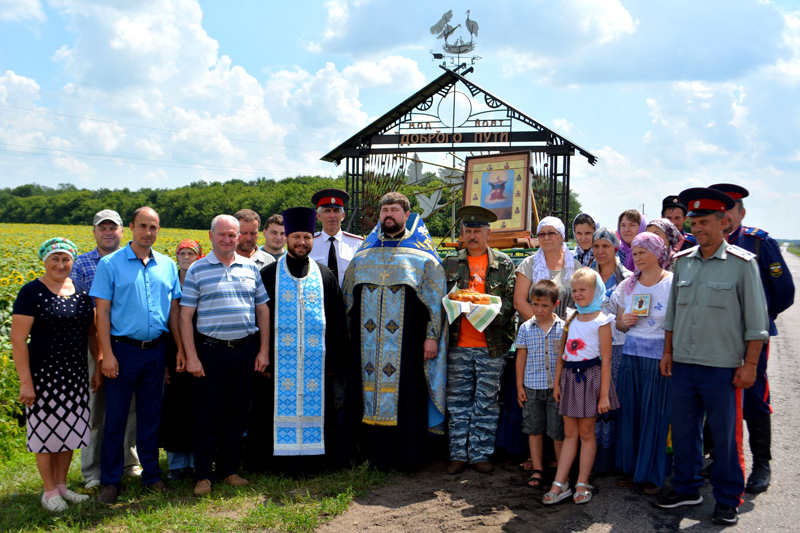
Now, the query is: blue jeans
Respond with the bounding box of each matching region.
[670,362,744,508]
[100,340,166,488]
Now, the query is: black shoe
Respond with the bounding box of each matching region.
[712,503,738,526]
[746,462,771,493]
[168,467,193,481]
[655,489,703,509]
[146,480,169,494]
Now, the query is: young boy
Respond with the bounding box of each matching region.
[515,279,566,488]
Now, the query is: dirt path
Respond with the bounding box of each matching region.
[319,251,800,532]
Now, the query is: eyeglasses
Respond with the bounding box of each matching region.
[538,232,560,239]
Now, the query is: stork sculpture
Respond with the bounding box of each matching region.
[430,10,453,35]
[465,10,479,39]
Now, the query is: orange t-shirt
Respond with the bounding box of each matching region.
[457,254,488,348]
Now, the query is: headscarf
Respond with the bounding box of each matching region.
[646,218,680,270]
[176,239,204,258]
[617,210,647,271]
[591,227,619,250]
[624,232,665,294]
[574,268,606,314]
[531,216,576,284]
[572,212,600,266]
[38,237,78,262]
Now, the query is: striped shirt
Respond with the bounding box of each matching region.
[515,315,565,390]
[180,250,269,340]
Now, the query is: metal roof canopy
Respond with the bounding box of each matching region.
[321,66,597,234]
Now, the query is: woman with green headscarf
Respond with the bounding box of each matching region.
[10,238,97,513]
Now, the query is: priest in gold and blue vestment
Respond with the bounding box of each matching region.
[340,192,447,471]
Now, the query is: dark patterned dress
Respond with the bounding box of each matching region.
[13,279,93,453]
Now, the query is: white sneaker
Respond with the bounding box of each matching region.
[85,479,101,489]
[41,494,68,513]
[124,465,143,477]
[61,489,90,504]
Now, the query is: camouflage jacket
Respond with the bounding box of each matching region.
[443,247,516,358]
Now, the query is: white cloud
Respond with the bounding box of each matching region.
[0,0,45,22]
[552,118,575,135]
[0,70,41,105]
[342,56,425,92]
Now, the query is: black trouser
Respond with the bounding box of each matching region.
[193,336,258,481]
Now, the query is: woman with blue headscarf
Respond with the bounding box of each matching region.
[612,232,674,495]
[10,238,95,512]
[590,228,631,473]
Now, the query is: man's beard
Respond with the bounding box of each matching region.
[381,217,403,235]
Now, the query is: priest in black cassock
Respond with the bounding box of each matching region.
[243,207,346,477]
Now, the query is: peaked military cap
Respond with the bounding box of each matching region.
[458,205,497,227]
[678,187,736,217]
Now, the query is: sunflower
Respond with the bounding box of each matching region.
[27,271,37,280]
[0,278,9,287]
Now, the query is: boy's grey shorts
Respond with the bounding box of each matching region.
[521,386,564,441]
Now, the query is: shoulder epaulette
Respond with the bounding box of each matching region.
[313,231,322,237]
[343,231,365,240]
[673,246,697,259]
[727,244,756,261]
[742,226,768,240]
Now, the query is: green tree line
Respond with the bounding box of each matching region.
[0,176,581,238]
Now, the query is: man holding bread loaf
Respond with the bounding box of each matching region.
[443,205,516,474]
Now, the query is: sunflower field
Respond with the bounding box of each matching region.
[0,223,210,457]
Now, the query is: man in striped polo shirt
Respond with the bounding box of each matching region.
[180,214,270,497]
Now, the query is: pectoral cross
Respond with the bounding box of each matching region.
[378,270,392,286]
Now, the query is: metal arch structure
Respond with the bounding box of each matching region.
[321,65,597,235]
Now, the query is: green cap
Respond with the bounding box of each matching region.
[458,205,497,227]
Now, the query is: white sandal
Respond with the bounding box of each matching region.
[543,480,572,505]
[61,489,90,504]
[41,493,68,513]
[574,482,593,504]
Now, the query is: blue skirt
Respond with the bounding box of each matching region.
[614,353,671,486]
[593,345,623,473]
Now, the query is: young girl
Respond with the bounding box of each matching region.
[544,268,620,505]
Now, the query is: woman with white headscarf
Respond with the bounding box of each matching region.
[612,232,674,495]
[514,217,582,320]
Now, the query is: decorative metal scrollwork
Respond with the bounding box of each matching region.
[485,94,502,109]
[417,97,433,111]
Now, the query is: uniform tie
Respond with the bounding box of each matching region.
[327,236,338,281]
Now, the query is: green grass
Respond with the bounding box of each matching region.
[0,318,391,531]
[0,446,390,532]
[788,244,800,257]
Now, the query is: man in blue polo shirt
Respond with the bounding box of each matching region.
[180,214,270,497]
[72,209,141,488]
[91,206,183,505]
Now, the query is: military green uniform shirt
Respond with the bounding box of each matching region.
[663,241,769,368]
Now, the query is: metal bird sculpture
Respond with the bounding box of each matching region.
[465,10,479,38]
[439,23,461,43]
[430,10,453,35]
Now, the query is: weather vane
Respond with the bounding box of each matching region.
[430,9,482,70]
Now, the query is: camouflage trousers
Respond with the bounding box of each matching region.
[446,347,506,463]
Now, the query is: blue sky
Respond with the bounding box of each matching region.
[1,0,798,237]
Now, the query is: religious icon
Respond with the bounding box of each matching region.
[487,164,492,170]
[473,177,479,185]
[472,194,479,201]
[515,190,521,197]
[631,294,651,317]
[464,151,531,236]
[516,173,522,182]
[504,162,510,169]
[514,207,520,214]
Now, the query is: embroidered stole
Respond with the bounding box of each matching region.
[273,258,326,455]
[360,283,406,426]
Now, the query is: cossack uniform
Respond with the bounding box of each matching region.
[710,182,795,494]
[309,188,364,286]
